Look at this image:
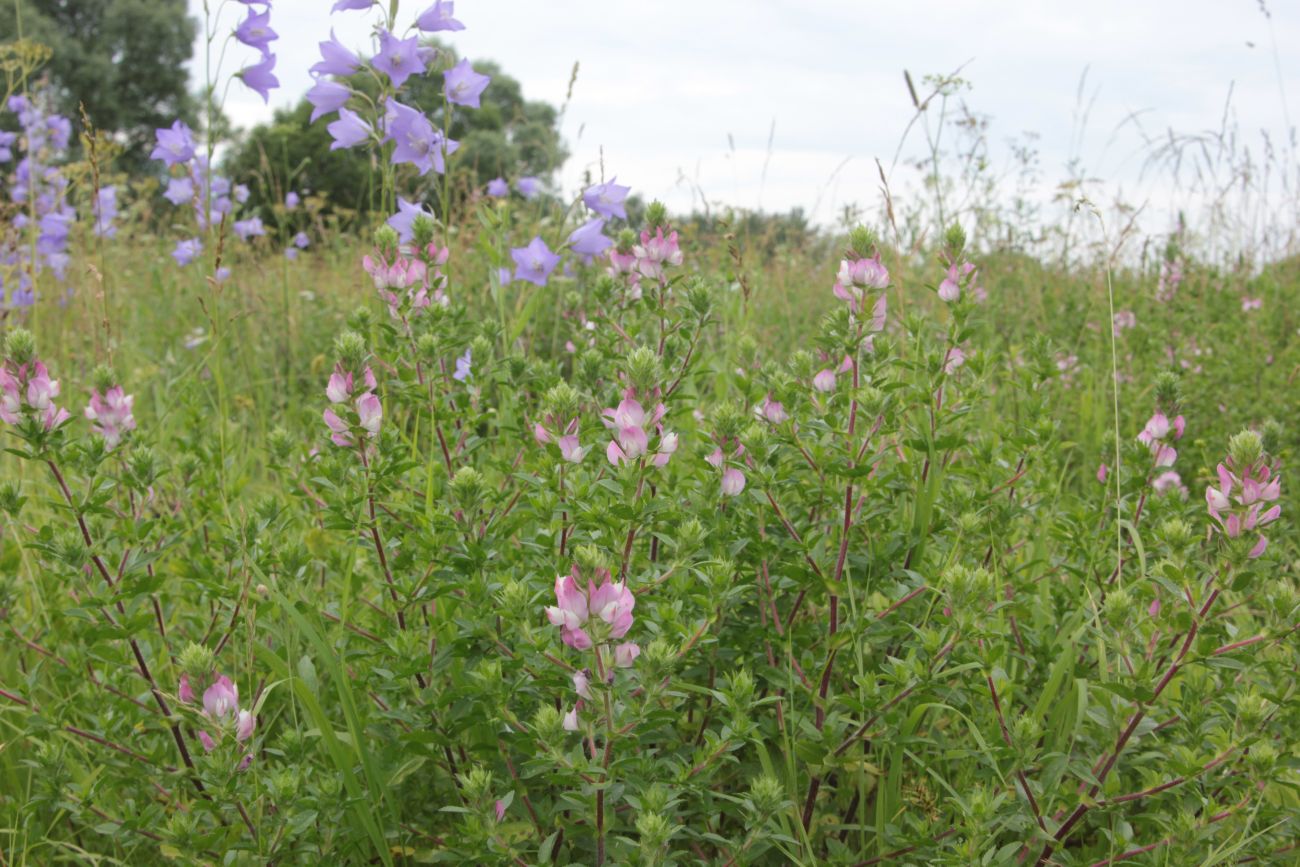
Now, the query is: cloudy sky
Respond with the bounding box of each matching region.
[190,0,1298,235]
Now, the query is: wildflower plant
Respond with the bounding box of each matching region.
[1,90,75,308]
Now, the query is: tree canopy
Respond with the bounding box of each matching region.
[1,0,197,173]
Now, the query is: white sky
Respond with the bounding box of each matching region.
[190,0,1299,239]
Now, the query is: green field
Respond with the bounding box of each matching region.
[2,4,1299,865]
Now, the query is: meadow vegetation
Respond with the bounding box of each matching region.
[0,2,1298,865]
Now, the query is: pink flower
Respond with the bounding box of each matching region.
[363,248,439,319]
[832,254,889,312]
[545,573,588,629]
[1056,354,1079,384]
[495,800,506,823]
[0,368,21,424]
[757,394,787,424]
[1137,411,1183,468]
[236,709,256,742]
[198,730,216,752]
[1112,310,1136,335]
[1246,502,1281,531]
[650,431,678,468]
[1137,412,1169,444]
[721,467,746,496]
[602,397,654,433]
[558,433,588,463]
[84,385,136,449]
[42,405,71,431]
[1206,452,1281,557]
[632,228,683,281]
[868,294,887,333]
[607,247,640,283]
[563,707,580,731]
[326,373,351,404]
[536,416,591,464]
[363,252,427,291]
[202,675,239,724]
[325,368,376,404]
[533,415,590,465]
[323,408,351,447]
[605,439,628,466]
[1096,462,1108,483]
[1242,474,1281,506]
[545,573,592,649]
[601,396,667,467]
[544,567,637,650]
[610,425,648,463]
[614,642,640,668]
[1152,470,1188,499]
[937,261,974,303]
[942,346,966,374]
[573,670,593,700]
[812,368,836,393]
[590,575,635,639]
[1148,597,1161,617]
[357,393,382,436]
[25,362,59,411]
[1156,259,1182,302]
[422,242,451,269]
[1241,297,1262,312]
[707,437,746,493]
[937,273,959,303]
[1206,481,1231,516]
[0,361,73,431]
[324,367,382,448]
[0,358,73,431]
[179,674,195,704]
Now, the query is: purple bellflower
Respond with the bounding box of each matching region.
[328,108,371,150]
[150,120,195,167]
[443,59,490,108]
[512,236,561,286]
[307,78,351,122]
[583,177,630,220]
[238,53,279,103]
[311,30,360,77]
[416,0,465,31]
[234,8,277,54]
[373,30,425,89]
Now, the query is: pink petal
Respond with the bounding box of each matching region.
[721,468,746,496]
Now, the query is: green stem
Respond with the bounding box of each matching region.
[593,645,616,866]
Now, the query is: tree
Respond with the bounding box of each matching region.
[0,0,197,173]
[222,49,568,227]
[223,98,382,228]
